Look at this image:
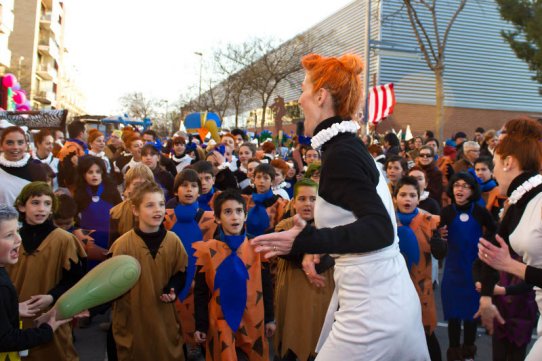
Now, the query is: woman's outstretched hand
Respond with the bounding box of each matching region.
[251,215,307,259]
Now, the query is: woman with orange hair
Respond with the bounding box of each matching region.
[252,54,428,360]
[476,117,542,361]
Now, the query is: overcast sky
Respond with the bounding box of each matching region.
[63,0,353,115]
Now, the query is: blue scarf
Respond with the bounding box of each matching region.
[480,179,497,193]
[214,230,249,332]
[87,183,104,200]
[198,187,215,211]
[396,208,420,270]
[171,202,203,301]
[246,189,274,236]
[67,138,88,154]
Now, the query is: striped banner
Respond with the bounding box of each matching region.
[368,83,396,125]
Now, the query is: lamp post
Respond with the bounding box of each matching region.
[194,52,203,105]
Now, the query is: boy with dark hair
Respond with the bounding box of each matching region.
[246,164,287,237]
[193,190,275,361]
[393,176,447,361]
[472,156,505,221]
[58,120,87,162]
[191,161,216,211]
[53,194,78,231]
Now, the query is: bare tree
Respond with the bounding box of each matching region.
[218,35,316,131]
[119,92,157,119]
[402,0,467,141]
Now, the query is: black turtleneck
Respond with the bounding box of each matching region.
[291,115,395,255]
[133,226,185,297]
[478,171,542,296]
[19,220,84,302]
[0,268,53,352]
[20,220,57,254]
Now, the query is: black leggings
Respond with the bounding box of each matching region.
[426,332,442,361]
[448,319,477,348]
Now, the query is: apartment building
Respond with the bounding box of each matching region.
[7,0,85,115]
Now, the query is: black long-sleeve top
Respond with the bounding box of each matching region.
[194,258,274,333]
[19,221,84,302]
[291,116,395,255]
[478,171,542,296]
[0,268,53,352]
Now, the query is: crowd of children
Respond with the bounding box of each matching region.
[0,118,537,361]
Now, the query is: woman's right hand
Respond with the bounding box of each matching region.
[302,254,326,287]
[473,296,505,335]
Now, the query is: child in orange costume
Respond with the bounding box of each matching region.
[394,176,447,361]
[193,190,275,361]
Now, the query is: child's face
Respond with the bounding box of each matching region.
[247,161,260,181]
[453,179,473,206]
[238,146,253,165]
[0,218,22,266]
[125,177,147,199]
[386,161,404,183]
[395,184,420,214]
[198,172,215,194]
[475,163,492,183]
[142,152,159,170]
[173,141,185,155]
[54,217,74,230]
[217,199,246,236]
[310,170,321,184]
[177,181,200,205]
[254,172,272,194]
[286,163,296,178]
[305,150,319,164]
[293,186,317,221]
[273,168,285,185]
[408,170,426,193]
[18,195,54,225]
[133,192,165,231]
[84,164,103,187]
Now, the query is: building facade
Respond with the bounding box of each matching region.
[6,0,85,115]
[221,0,540,138]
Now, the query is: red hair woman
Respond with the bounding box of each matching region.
[252,54,429,360]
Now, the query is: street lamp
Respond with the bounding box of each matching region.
[194,52,203,105]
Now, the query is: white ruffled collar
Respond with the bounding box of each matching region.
[420,190,430,201]
[508,174,542,205]
[311,120,360,150]
[0,153,31,167]
[89,150,106,158]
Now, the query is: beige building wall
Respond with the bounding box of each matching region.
[9,0,64,108]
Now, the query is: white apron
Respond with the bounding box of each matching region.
[0,167,30,205]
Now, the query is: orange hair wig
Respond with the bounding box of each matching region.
[301,53,364,119]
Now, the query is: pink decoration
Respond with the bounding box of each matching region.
[12,90,26,105]
[2,74,17,88]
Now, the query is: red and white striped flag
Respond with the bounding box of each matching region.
[368,83,396,125]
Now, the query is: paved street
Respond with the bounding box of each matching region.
[73,279,538,360]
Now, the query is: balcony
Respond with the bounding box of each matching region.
[36,63,57,81]
[40,12,60,40]
[34,90,55,105]
[38,36,59,60]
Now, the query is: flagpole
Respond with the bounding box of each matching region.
[363,0,372,135]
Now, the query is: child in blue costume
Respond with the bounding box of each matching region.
[246,164,287,238]
[164,169,216,358]
[439,172,496,360]
[192,161,216,211]
[74,156,122,270]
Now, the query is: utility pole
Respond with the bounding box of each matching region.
[363,0,372,135]
[194,52,203,105]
